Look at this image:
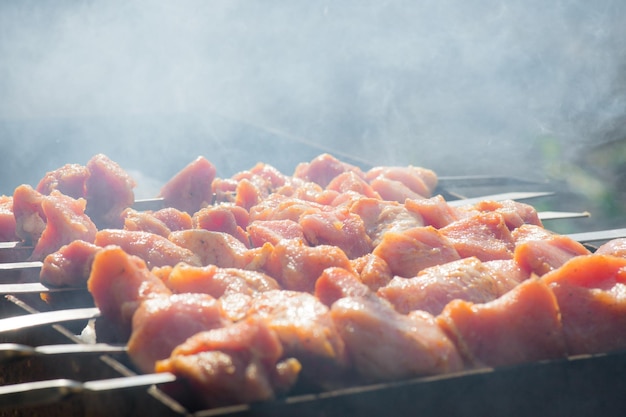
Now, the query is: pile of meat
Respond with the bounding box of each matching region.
[1,153,626,410]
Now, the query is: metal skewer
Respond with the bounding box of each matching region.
[0,372,176,409]
[0,342,127,362]
[0,307,101,333]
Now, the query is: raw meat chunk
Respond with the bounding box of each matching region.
[541,254,626,355]
[314,267,372,306]
[193,204,250,246]
[87,246,172,335]
[127,293,228,373]
[121,208,172,237]
[595,238,626,258]
[95,229,201,268]
[294,153,365,188]
[0,196,17,241]
[157,263,279,297]
[437,278,567,368]
[326,171,380,199]
[331,296,462,381]
[300,207,371,259]
[263,239,353,292]
[159,156,217,214]
[378,257,501,315]
[155,318,301,408]
[349,253,392,292]
[365,165,438,200]
[247,219,305,247]
[372,226,460,278]
[350,198,424,247]
[169,229,270,270]
[85,154,136,228]
[13,186,97,261]
[471,199,542,230]
[246,290,348,375]
[404,195,462,228]
[513,224,591,276]
[440,212,515,261]
[12,184,46,245]
[36,163,89,199]
[151,207,193,232]
[40,240,100,287]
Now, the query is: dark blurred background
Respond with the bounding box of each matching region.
[1,0,624,233]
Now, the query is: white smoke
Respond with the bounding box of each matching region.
[1,0,625,193]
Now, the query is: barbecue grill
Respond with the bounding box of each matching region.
[0,138,624,416]
[2,1,626,415]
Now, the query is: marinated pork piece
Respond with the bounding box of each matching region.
[248,193,326,223]
[169,229,271,270]
[541,254,626,355]
[151,207,193,232]
[127,293,228,373]
[155,318,301,408]
[87,246,172,335]
[155,263,279,297]
[470,199,543,230]
[32,191,98,261]
[481,259,529,295]
[232,162,289,191]
[349,198,424,247]
[300,207,372,259]
[365,165,438,202]
[159,156,217,214]
[218,292,255,322]
[593,238,626,258]
[12,184,46,245]
[233,178,261,211]
[440,212,515,261]
[293,153,365,188]
[404,195,462,228]
[378,257,501,315]
[214,162,291,208]
[437,278,568,368]
[225,163,292,210]
[365,165,438,197]
[331,296,463,382]
[0,195,17,241]
[325,171,381,199]
[40,240,100,287]
[95,229,201,268]
[263,239,353,292]
[36,163,90,199]
[85,154,136,229]
[372,226,461,278]
[277,178,334,205]
[349,253,392,291]
[247,219,305,247]
[510,222,554,242]
[513,224,591,276]
[314,267,373,306]
[193,204,250,246]
[121,208,172,237]
[13,187,98,261]
[245,290,348,378]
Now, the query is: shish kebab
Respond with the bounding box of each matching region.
[0,191,589,254]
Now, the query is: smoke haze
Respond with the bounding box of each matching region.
[1,0,625,196]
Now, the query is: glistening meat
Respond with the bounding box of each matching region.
[2,152,626,409]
